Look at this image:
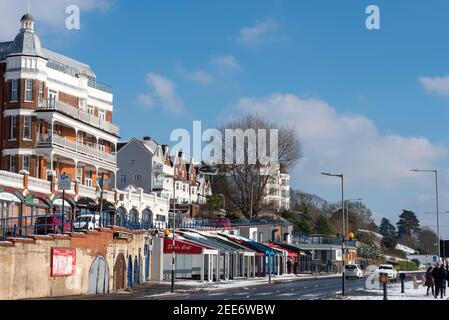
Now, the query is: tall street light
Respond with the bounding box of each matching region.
[345,198,362,237]
[321,172,345,296]
[412,169,440,261]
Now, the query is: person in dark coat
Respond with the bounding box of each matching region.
[287,260,292,274]
[432,263,447,299]
[425,266,435,296]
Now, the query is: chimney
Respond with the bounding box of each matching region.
[143,136,151,141]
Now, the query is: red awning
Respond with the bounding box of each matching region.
[268,243,298,258]
[163,239,210,254]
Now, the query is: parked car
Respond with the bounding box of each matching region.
[215,218,232,228]
[376,264,398,282]
[72,214,101,231]
[344,264,364,279]
[35,214,71,234]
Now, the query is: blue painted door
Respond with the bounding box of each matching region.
[127,256,133,288]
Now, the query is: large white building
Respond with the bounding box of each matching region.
[263,164,291,211]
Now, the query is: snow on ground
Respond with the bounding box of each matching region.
[154,273,342,293]
[343,281,449,300]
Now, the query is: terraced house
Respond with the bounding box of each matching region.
[0,13,119,195]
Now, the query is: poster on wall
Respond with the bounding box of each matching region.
[51,248,76,277]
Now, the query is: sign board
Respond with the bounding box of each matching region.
[163,240,204,254]
[57,174,71,191]
[379,273,388,284]
[51,248,76,277]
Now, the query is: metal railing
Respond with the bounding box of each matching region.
[37,98,119,136]
[37,133,117,165]
[0,211,167,241]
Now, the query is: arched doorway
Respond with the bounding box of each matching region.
[0,189,24,240]
[114,253,126,291]
[127,255,133,288]
[88,256,109,294]
[133,255,139,286]
[144,243,151,281]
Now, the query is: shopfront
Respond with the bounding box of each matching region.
[0,188,24,240]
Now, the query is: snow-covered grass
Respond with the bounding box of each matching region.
[153,273,342,293]
[343,281,449,300]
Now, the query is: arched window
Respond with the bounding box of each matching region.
[129,209,139,229]
[141,209,153,229]
[116,207,127,227]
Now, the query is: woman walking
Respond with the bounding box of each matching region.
[425,266,435,296]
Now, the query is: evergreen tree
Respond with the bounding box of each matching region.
[313,215,333,235]
[397,210,421,247]
[379,218,397,238]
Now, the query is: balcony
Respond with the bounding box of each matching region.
[37,134,117,167]
[37,98,120,136]
[78,184,97,199]
[28,177,51,194]
[0,171,24,189]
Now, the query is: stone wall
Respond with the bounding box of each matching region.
[0,228,149,300]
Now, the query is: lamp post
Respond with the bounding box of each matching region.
[171,177,176,293]
[322,172,345,296]
[412,169,440,261]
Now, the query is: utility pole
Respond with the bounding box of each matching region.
[171,177,176,293]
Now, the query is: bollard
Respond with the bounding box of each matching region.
[400,273,406,293]
[383,282,388,300]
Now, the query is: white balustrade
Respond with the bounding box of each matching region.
[28,177,51,193]
[79,184,97,198]
[0,171,24,189]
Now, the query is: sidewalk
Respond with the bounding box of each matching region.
[338,281,449,301]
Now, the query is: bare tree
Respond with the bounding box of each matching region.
[216,114,302,218]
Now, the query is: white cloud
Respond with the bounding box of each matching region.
[234,93,447,191]
[136,93,154,108]
[236,17,284,47]
[211,55,241,75]
[185,69,214,85]
[0,0,111,40]
[419,75,449,97]
[144,73,185,115]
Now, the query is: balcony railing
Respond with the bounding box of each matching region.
[28,177,51,194]
[0,171,24,189]
[37,134,117,166]
[78,184,97,199]
[37,98,120,136]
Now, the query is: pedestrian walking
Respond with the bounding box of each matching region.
[287,259,292,274]
[425,266,435,296]
[432,262,447,299]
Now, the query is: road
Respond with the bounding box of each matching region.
[175,272,424,300]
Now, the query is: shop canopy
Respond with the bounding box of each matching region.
[268,243,298,258]
[220,234,276,256]
[202,232,261,256]
[178,230,240,254]
[163,238,217,255]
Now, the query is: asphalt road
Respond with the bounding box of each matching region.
[176,273,424,300]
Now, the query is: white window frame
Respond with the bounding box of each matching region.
[38,81,44,100]
[9,116,17,140]
[134,174,142,182]
[98,109,105,121]
[98,144,105,153]
[76,167,83,183]
[120,174,127,185]
[22,155,30,172]
[10,79,18,102]
[25,79,33,102]
[23,116,32,140]
[9,156,16,172]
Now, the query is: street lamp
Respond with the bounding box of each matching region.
[321,172,345,296]
[411,169,440,261]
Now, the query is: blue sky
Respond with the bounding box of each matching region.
[3,0,449,236]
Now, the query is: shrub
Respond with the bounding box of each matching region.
[398,261,418,271]
[411,259,420,268]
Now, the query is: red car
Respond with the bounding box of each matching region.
[35,215,72,234]
[215,218,232,228]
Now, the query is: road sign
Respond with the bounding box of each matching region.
[57,174,71,191]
